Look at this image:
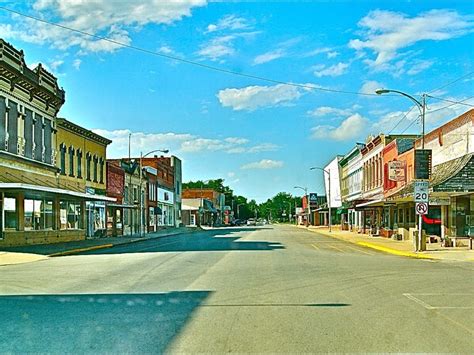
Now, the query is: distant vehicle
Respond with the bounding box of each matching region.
[231,219,244,226]
[247,218,257,226]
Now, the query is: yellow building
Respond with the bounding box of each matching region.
[56,118,112,237]
[0,39,114,246]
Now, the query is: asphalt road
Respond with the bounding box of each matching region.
[1,225,473,353]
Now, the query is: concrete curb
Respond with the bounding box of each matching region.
[356,241,436,260]
[48,228,202,257]
[301,226,437,260]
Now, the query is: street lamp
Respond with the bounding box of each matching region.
[310,167,331,232]
[376,88,426,252]
[294,186,309,227]
[375,89,426,148]
[139,149,169,237]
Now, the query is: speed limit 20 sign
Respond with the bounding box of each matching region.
[414,181,429,203]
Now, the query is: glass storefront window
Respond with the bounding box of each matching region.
[149,207,155,226]
[4,197,17,229]
[60,201,82,230]
[24,199,54,231]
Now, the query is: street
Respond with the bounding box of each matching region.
[1,225,473,353]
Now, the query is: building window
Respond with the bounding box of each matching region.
[59,144,66,175]
[93,156,98,182]
[24,199,54,230]
[86,153,92,181]
[164,192,169,201]
[77,149,82,178]
[68,146,75,177]
[60,201,82,230]
[99,158,104,184]
[149,207,155,226]
[4,197,17,229]
[124,186,129,204]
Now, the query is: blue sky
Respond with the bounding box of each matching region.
[1,0,473,202]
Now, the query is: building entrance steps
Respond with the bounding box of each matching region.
[300,226,474,262]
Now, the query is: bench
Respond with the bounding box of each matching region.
[451,236,474,249]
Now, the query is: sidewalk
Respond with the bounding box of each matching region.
[0,227,201,265]
[302,226,474,262]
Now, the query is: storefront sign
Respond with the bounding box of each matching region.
[429,197,450,206]
[388,161,405,182]
[414,149,432,180]
[309,193,318,208]
[414,181,429,203]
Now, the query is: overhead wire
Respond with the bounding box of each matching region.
[425,95,474,107]
[0,5,381,97]
[427,70,474,94]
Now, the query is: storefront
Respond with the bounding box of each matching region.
[0,183,115,246]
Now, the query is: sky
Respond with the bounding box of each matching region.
[0,0,473,202]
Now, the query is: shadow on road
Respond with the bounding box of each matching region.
[84,227,285,255]
[0,291,212,353]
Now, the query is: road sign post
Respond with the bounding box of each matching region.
[414,181,429,252]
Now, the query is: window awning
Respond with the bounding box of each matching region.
[0,183,116,202]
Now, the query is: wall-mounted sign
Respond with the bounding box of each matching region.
[429,197,450,206]
[388,160,406,182]
[414,149,432,180]
[309,193,318,208]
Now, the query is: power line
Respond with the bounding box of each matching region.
[426,95,474,115]
[388,105,417,134]
[428,70,474,94]
[0,5,381,97]
[426,95,474,107]
[400,116,420,134]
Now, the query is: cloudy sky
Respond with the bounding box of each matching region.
[1,0,473,202]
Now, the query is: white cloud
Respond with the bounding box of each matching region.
[308,106,353,118]
[206,15,251,33]
[327,51,339,59]
[197,35,236,61]
[349,9,473,67]
[359,80,384,95]
[92,129,277,157]
[158,46,174,54]
[303,47,334,57]
[313,62,349,77]
[50,59,64,71]
[311,114,369,141]
[72,59,81,70]
[0,0,207,54]
[253,49,285,65]
[217,83,307,111]
[241,159,284,170]
[406,60,434,75]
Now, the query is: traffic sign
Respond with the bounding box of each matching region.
[415,202,428,215]
[414,149,432,180]
[414,181,429,203]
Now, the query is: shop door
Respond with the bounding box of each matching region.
[190,214,196,226]
[455,197,470,236]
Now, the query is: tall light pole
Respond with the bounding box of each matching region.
[294,186,308,227]
[310,167,331,232]
[139,149,169,237]
[200,179,211,226]
[376,88,426,251]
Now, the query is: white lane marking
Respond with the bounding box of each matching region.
[311,244,319,250]
[328,245,346,253]
[403,293,474,309]
[403,293,434,309]
[344,245,374,255]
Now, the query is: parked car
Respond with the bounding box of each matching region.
[247,218,257,226]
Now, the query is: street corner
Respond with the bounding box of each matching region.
[0,252,49,266]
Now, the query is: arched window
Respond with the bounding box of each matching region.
[68,146,75,177]
[99,157,104,184]
[93,155,98,182]
[86,153,92,181]
[76,149,83,179]
[59,143,66,175]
